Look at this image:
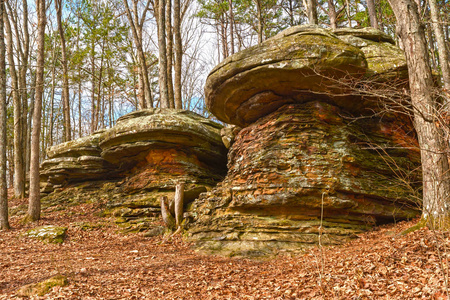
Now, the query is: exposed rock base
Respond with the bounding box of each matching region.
[186,102,421,256]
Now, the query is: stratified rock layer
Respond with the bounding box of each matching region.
[40,130,114,190]
[205,26,407,127]
[40,109,227,232]
[187,102,420,256]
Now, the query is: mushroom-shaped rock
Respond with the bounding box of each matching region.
[99,109,227,177]
[205,25,407,127]
[40,130,114,187]
[187,103,421,256]
[40,109,228,233]
[97,109,228,215]
[205,25,368,127]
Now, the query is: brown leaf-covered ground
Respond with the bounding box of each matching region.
[1,196,449,299]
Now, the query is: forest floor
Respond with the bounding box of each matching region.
[1,195,449,299]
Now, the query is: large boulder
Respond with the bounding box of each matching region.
[187,103,420,256]
[187,26,419,256]
[40,109,228,232]
[99,109,226,179]
[205,25,407,127]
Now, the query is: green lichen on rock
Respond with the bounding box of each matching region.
[17,274,68,297]
[25,225,67,244]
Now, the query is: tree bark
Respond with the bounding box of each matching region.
[158,0,170,108]
[388,0,450,228]
[253,0,263,43]
[366,0,379,29]
[166,0,175,108]
[428,0,450,91]
[174,183,184,227]
[0,0,9,230]
[28,0,46,221]
[3,8,25,199]
[173,0,182,109]
[228,0,235,54]
[306,0,318,25]
[55,0,71,142]
[160,196,175,229]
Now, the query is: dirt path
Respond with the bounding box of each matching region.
[0,198,448,299]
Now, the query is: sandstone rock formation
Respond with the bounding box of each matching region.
[40,129,114,192]
[205,25,407,128]
[186,26,420,256]
[40,109,227,232]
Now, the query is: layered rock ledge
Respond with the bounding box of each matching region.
[205,25,407,127]
[187,103,420,256]
[187,26,419,256]
[40,109,227,232]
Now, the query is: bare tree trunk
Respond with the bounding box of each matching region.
[388,0,450,228]
[28,0,46,222]
[220,17,228,58]
[55,0,71,142]
[173,0,182,109]
[158,0,170,108]
[166,0,175,108]
[90,41,96,133]
[228,0,235,54]
[174,183,184,227]
[253,0,263,43]
[0,0,9,230]
[366,0,379,29]
[327,0,338,29]
[122,0,153,109]
[306,0,318,25]
[49,64,56,146]
[428,0,450,91]
[160,196,175,228]
[3,8,25,199]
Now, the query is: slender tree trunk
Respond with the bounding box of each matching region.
[123,0,153,109]
[174,183,184,227]
[49,65,56,146]
[56,0,71,142]
[166,0,175,108]
[3,9,24,199]
[366,0,379,29]
[90,40,96,133]
[173,0,182,109]
[253,0,263,43]
[0,0,9,230]
[388,0,450,228]
[26,72,35,173]
[327,0,338,29]
[305,0,318,25]
[345,0,351,26]
[28,0,46,222]
[429,0,450,91]
[158,0,170,108]
[228,0,235,54]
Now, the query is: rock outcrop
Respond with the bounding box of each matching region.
[40,130,115,192]
[186,26,420,256]
[40,109,227,232]
[205,25,407,128]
